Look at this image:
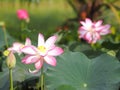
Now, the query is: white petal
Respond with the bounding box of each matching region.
[29,69,39,74]
[38,33,45,46]
[85,18,93,27]
[45,35,57,49]
[25,38,31,46]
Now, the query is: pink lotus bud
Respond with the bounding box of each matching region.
[17,9,29,22]
[6,52,16,69]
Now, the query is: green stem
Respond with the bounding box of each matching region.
[37,66,44,90]
[20,20,26,41]
[91,43,96,51]
[40,67,44,90]
[107,3,120,24]
[3,27,8,48]
[9,69,13,90]
[21,20,25,31]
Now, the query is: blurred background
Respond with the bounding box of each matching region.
[0,0,120,45]
[0,0,75,40]
[1,1,120,89]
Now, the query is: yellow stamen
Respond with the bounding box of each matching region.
[38,46,46,53]
[20,45,25,49]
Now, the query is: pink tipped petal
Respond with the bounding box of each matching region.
[22,55,39,64]
[85,18,93,27]
[25,38,31,46]
[79,26,88,31]
[44,56,56,66]
[14,42,22,46]
[21,46,38,55]
[93,33,100,40]
[80,21,86,26]
[96,25,110,32]
[105,24,111,29]
[13,42,23,50]
[48,47,64,56]
[84,32,92,40]
[84,33,92,43]
[29,69,39,74]
[100,30,110,35]
[38,33,45,46]
[78,28,87,38]
[45,35,57,49]
[99,25,111,35]
[35,60,43,70]
[86,18,92,23]
[94,20,103,27]
[8,42,23,53]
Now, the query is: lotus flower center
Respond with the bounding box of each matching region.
[89,28,94,33]
[38,46,46,53]
[20,45,25,49]
[89,25,95,33]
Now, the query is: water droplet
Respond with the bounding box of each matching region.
[83,83,87,87]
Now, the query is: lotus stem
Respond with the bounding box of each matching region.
[37,66,44,90]
[40,67,44,90]
[9,69,13,90]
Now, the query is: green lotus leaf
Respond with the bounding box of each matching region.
[45,51,120,90]
[0,55,40,90]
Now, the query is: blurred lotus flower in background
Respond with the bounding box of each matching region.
[78,18,111,44]
[17,9,29,23]
[8,38,31,54]
[21,33,64,73]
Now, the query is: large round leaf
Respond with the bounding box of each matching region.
[45,51,120,90]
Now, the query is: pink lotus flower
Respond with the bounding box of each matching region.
[17,9,29,22]
[8,38,31,54]
[78,18,111,43]
[21,33,64,73]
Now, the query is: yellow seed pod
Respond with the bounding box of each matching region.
[6,52,16,69]
[3,50,10,56]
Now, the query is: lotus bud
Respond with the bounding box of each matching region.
[17,9,30,23]
[6,52,16,69]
